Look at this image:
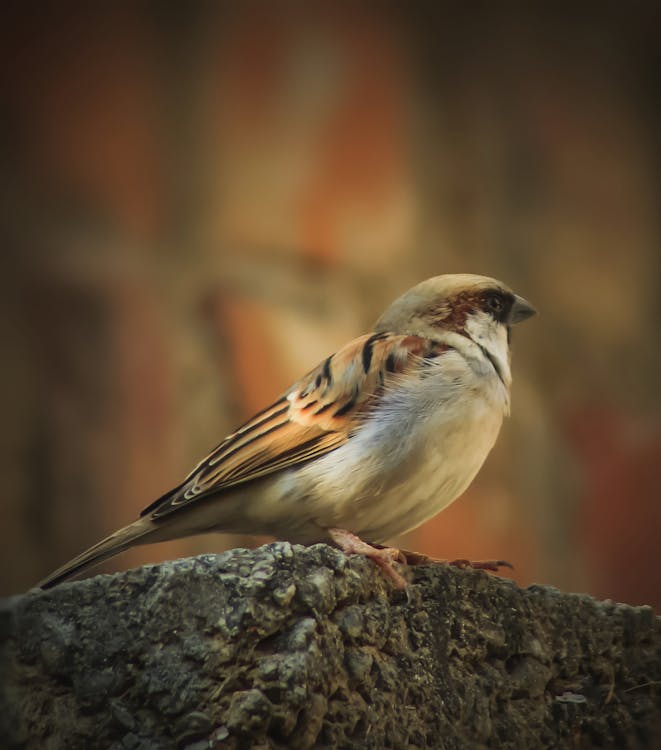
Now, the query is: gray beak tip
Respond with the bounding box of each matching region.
[509,295,537,325]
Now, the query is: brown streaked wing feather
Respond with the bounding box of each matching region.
[145,333,449,519]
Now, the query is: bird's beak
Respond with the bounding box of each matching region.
[509,295,537,325]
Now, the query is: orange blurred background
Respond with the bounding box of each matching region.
[1,3,659,606]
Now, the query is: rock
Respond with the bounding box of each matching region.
[1,543,659,749]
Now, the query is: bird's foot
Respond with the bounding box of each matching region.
[391,547,513,572]
[328,528,408,589]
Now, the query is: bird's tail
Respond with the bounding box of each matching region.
[38,517,164,590]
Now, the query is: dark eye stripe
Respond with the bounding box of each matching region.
[482,289,514,323]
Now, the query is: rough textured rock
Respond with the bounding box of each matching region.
[1,543,659,749]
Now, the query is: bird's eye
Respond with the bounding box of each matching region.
[486,294,504,313]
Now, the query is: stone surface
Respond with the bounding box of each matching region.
[1,543,659,749]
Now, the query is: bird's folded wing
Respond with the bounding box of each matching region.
[142,332,450,519]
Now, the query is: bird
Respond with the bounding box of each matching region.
[38,273,536,590]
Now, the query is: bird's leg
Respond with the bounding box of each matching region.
[328,528,408,589]
[373,545,513,572]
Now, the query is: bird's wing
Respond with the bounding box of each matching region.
[142,333,451,519]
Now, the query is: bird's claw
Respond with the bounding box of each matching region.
[329,531,512,590]
[328,528,408,589]
[392,548,513,572]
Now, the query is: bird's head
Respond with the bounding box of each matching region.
[374,273,536,384]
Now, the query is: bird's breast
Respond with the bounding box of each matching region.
[297,353,509,541]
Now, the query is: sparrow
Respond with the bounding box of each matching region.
[39,273,536,590]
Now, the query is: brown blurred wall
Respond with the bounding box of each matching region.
[1,3,660,606]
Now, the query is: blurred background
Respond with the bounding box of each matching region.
[1,2,659,606]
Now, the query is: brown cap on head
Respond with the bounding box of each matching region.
[375,274,535,335]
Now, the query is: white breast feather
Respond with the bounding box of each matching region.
[292,344,510,542]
